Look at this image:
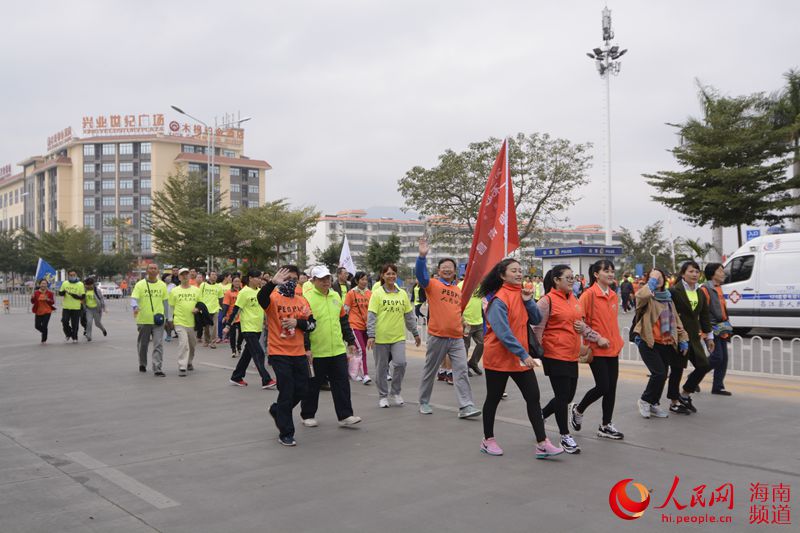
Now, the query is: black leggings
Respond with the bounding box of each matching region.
[542,375,578,435]
[483,368,546,442]
[577,357,619,425]
[228,322,243,354]
[35,313,51,342]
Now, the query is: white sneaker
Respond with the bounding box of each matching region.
[362,375,372,385]
[650,404,669,418]
[392,394,404,406]
[379,397,390,408]
[302,418,318,427]
[354,376,363,382]
[339,415,362,426]
[637,399,651,419]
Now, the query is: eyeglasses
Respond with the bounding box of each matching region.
[558,276,575,282]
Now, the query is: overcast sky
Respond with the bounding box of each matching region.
[1,0,797,255]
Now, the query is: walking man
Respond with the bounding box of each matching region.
[82,277,107,341]
[459,279,484,376]
[59,270,85,342]
[168,268,201,377]
[131,263,169,376]
[199,271,224,348]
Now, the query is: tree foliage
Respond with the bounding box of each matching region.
[675,237,717,268]
[314,241,342,272]
[618,222,673,273]
[365,234,401,274]
[644,82,799,246]
[398,132,592,245]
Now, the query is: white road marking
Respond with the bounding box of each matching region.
[65,452,179,509]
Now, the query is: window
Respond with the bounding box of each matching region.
[188,163,201,173]
[119,179,133,189]
[230,167,240,177]
[119,162,133,173]
[182,144,195,153]
[248,169,259,179]
[250,184,259,194]
[140,195,151,207]
[724,255,754,284]
[102,144,115,155]
[231,200,240,208]
[140,179,151,189]
[83,163,95,174]
[141,233,152,252]
[102,233,114,252]
[102,213,116,225]
[102,196,115,207]
[102,163,115,173]
[119,196,133,207]
[231,183,240,193]
[83,180,95,191]
[84,214,95,228]
[211,165,220,176]
[223,149,236,158]
[83,144,95,156]
[119,143,133,155]
[84,197,95,208]
[140,142,151,154]
[140,161,151,172]
[102,180,115,190]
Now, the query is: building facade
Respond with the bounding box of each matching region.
[0,114,271,256]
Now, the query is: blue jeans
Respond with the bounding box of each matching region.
[708,339,729,391]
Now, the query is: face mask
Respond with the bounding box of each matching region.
[279,279,297,297]
[69,277,78,283]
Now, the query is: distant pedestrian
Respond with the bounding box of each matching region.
[222,276,244,357]
[344,271,372,383]
[59,270,85,343]
[31,279,55,343]
[131,263,169,376]
[82,277,107,342]
[459,279,485,376]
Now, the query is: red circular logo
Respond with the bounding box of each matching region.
[609,479,651,520]
[728,290,741,304]
[169,121,180,132]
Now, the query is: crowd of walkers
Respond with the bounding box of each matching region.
[31,239,733,455]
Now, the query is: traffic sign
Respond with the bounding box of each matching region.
[745,229,760,242]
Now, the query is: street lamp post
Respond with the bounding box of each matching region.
[649,244,659,270]
[586,7,627,246]
[170,106,251,271]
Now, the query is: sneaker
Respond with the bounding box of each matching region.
[231,352,238,358]
[536,438,564,459]
[480,437,503,456]
[458,405,482,419]
[446,373,454,385]
[419,403,433,415]
[268,404,279,431]
[650,404,669,418]
[339,415,362,427]
[362,375,372,385]
[278,435,296,446]
[391,394,404,406]
[468,362,483,376]
[467,368,475,377]
[501,392,509,400]
[569,403,583,432]
[208,343,216,349]
[437,371,447,382]
[379,397,390,408]
[187,364,194,371]
[597,423,624,440]
[102,329,107,337]
[386,373,392,382]
[154,371,165,377]
[139,365,146,373]
[678,395,697,413]
[262,380,277,390]
[669,403,691,415]
[302,418,319,427]
[560,434,581,454]
[229,378,248,387]
[178,368,187,377]
[637,399,652,419]
[354,376,363,382]
[711,389,732,396]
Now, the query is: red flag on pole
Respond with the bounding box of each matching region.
[460,139,519,311]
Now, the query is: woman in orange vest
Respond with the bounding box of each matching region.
[479,258,564,459]
[344,271,372,383]
[534,264,597,455]
[222,276,243,357]
[569,260,625,441]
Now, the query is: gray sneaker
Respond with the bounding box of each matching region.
[650,404,669,418]
[637,399,651,419]
[458,405,482,419]
[419,403,433,415]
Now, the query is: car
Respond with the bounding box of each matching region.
[96,282,123,299]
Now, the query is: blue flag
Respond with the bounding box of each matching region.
[35,258,57,287]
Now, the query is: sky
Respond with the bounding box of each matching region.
[1,0,797,257]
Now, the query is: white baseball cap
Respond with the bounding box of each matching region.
[310,265,331,279]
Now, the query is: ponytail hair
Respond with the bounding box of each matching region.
[588,259,615,288]
[543,264,571,294]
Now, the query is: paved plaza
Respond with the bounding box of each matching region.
[1,308,798,532]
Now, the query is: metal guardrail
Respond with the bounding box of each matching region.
[2,292,131,312]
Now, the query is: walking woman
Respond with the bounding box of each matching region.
[222,276,243,357]
[344,271,372,383]
[479,258,564,459]
[633,268,690,417]
[534,264,596,454]
[569,260,625,440]
[82,277,107,341]
[367,263,420,408]
[701,263,733,396]
[670,261,714,412]
[31,279,55,343]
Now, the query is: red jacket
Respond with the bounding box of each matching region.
[31,290,56,315]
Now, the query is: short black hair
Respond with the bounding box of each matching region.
[437,258,457,269]
[704,262,724,280]
[280,265,300,275]
[679,260,701,276]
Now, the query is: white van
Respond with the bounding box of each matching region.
[721,232,800,333]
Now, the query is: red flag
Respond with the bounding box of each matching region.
[460,139,519,310]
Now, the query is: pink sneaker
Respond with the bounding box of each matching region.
[480,438,504,456]
[535,438,564,459]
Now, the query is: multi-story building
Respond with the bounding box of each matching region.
[0,113,271,256]
[0,166,25,232]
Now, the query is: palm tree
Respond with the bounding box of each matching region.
[675,237,718,268]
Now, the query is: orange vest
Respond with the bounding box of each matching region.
[266,289,311,356]
[484,284,530,373]
[580,284,623,357]
[541,289,583,362]
[344,288,371,331]
[425,278,462,338]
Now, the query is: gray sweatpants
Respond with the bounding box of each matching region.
[137,324,165,371]
[374,342,407,398]
[84,307,106,341]
[419,335,474,408]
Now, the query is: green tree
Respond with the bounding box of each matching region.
[645,83,799,246]
[773,68,800,230]
[20,224,102,275]
[95,252,136,278]
[675,237,717,268]
[398,132,592,245]
[365,234,401,274]
[618,222,672,273]
[314,241,342,272]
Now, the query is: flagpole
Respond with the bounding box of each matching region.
[503,138,509,257]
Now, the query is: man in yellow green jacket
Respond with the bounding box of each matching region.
[59,270,85,342]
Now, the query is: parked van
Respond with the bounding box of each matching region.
[721,232,800,333]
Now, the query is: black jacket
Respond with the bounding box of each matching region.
[669,282,712,369]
